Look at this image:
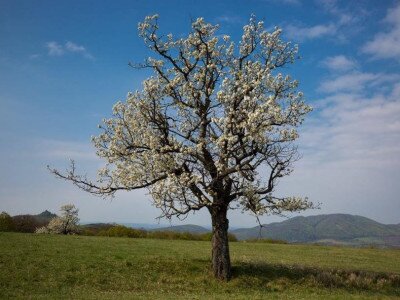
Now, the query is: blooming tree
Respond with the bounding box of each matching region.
[51,15,313,280]
[36,204,80,235]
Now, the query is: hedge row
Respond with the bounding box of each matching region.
[81,225,238,242]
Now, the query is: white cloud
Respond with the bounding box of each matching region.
[285,1,364,43]
[362,3,400,60]
[45,41,94,60]
[285,23,336,41]
[305,67,400,171]
[37,139,98,161]
[215,15,243,25]
[264,0,301,5]
[46,41,64,56]
[281,72,400,223]
[65,41,86,52]
[317,0,355,26]
[322,55,357,72]
[29,54,41,59]
[302,91,400,170]
[391,82,400,99]
[65,41,94,60]
[280,0,300,4]
[318,72,399,93]
[319,72,376,93]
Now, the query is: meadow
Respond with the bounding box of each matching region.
[0,232,399,299]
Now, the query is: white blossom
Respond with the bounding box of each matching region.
[52,15,313,220]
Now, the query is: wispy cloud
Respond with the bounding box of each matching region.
[299,62,400,177]
[362,3,400,61]
[65,41,86,52]
[215,15,243,25]
[45,41,94,60]
[302,85,400,170]
[36,139,98,161]
[285,1,365,42]
[65,41,94,60]
[318,72,399,93]
[46,41,64,56]
[285,23,336,41]
[317,0,355,26]
[264,0,301,5]
[281,0,300,4]
[29,54,41,60]
[280,66,400,223]
[321,55,357,72]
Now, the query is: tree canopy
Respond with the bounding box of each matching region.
[51,15,313,280]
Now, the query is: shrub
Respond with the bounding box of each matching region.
[0,212,15,232]
[90,225,238,242]
[79,223,115,236]
[97,225,147,238]
[12,215,46,233]
[244,238,288,244]
[228,233,238,242]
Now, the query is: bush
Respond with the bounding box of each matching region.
[228,233,238,242]
[0,212,15,232]
[244,238,288,244]
[12,215,46,233]
[97,225,147,238]
[79,223,115,236]
[80,223,237,242]
[92,225,238,242]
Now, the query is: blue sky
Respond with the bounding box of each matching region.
[1,0,399,227]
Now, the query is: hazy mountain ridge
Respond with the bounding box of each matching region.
[156,214,400,248]
[231,214,400,247]
[33,212,400,247]
[12,210,58,223]
[34,210,58,222]
[6,210,58,233]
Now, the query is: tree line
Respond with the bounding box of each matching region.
[0,207,237,242]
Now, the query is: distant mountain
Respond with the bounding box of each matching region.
[231,214,400,248]
[34,210,58,222]
[152,224,210,234]
[78,214,400,248]
[11,210,58,233]
[13,210,58,223]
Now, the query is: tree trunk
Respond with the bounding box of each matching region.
[210,205,231,280]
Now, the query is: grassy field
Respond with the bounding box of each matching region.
[0,232,399,299]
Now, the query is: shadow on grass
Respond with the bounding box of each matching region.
[231,262,400,295]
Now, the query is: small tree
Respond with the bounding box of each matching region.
[36,204,80,235]
[51,15,313,280]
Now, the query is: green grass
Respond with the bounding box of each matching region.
[0,232,399,299]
